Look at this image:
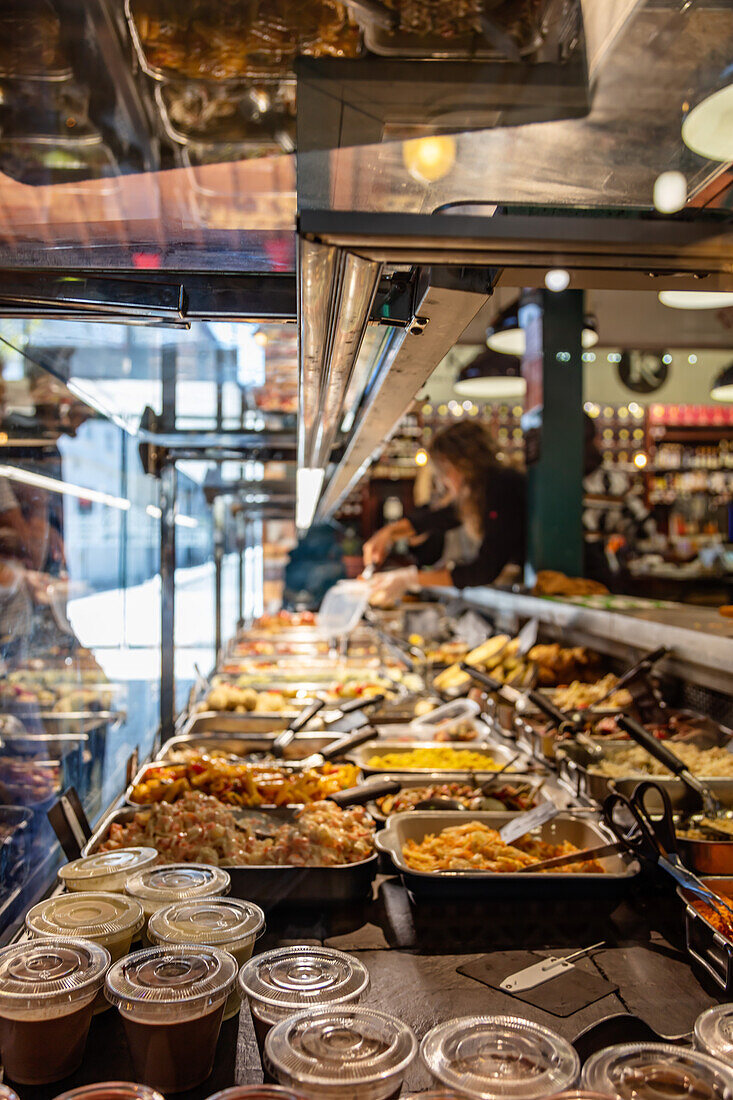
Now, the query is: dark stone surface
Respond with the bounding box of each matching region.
[7,871,724,1098]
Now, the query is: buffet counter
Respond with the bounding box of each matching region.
[427,586,733,698]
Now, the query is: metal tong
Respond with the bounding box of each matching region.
[603,780,733,927]
[460,662,582,733]
[591,646,669,710]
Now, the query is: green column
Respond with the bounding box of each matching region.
[526,288,584,580]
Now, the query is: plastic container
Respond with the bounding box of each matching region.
[125,863,231,922]
[59,847,157,894]
[421,1016,580,1100]
[696,1004,733,1065]
[55,1085,165,1100]
[206,1090,308,1100]
[238,946,370,1051]
[318,580,370,642]
[25,892,144,1012]
[582,1043,733,1100]
[105,945,238,1093]
[0,1088,19,1100]
[411,698,481,741]
[0,937,109,1085]
[147,897,265,1019]
[264,1006,417,1100]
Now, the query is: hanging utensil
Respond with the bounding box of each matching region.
[298,726,381,769]
[460,663,582,733]
[499,801,560,846]
[591,646,669,710]
[268,699,326,759]
[617,714,733,835]
[603,780,733,927]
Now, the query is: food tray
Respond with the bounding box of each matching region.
[157,732,347,763]
[365,772,553,824]
[375,810,639,901]
[0,138,120,192]
[347,739,529,776]
[678,876,733,994]
[124,759,364,808]
[155,80,297,147]
[555,741,733,811]
[515,715,568,762]
[84,806,377,910]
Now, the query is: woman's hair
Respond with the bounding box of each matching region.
[428,420,498,539]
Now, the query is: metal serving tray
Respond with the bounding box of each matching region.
[375,810,639,901]
[184,710,347,734]
[84,805,377,910]
[515,715,568,762]
[556,740,733,811]
[347,739,530,776]
[157,732,345,764]
[124,759,364,808]
[365,772,552,824]
[678,877,733,994]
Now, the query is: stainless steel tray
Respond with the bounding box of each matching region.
[84,805,377,910]
[678,876,733,994]
[157,732,345,764]
[347,739,530,776]
[365,772,552,824]
[125,758,364,808]
[375,810,639,900]
[515,715,567,762]
[183,710,343,735]
[555,740,733,811]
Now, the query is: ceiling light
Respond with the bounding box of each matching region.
[545,269,570,293]
[682,83,733,162]
[415,449,428,467]
[653,171,687,214]
[487,301,597,355]
[711,361,733,402]
[658,290,733,310]
[455,349,526,400]
[296,467,325,530]
[402,136,456,184]
[0,465,130,510]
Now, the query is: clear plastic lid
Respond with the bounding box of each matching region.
[26,892,144,945]
[582,1043,733,1100]
[55,1084,165,1100]
[421,1016,580,1100]
[0,1088,19,1100]
[125,864,230,912]
[696,1005,733,1065]
[238,946,370,1025]
[412,698,480,732]
[105,945,237,1022]
[265,1006,417,1098]
[59,848,157,886]
[0,937,110,1016]
[148,898,264,950]
[206,1089,308,1100]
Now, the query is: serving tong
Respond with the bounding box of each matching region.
[411,752,526,811]
[603,780,733,930]
[617,714,733,840]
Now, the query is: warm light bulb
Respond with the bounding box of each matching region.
[253,330,269,347]
[415,449,428,467]
[633,452,648,469]
[402,136,456,184]
[545,269,570,293]
[653,171,687,213]
[658,290,733,310]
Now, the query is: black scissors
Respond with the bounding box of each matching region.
[603,780,733,923]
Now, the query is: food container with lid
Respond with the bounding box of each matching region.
[147,897,265,1018]
[264,1005,417,1100]
[581,1043,733,1100]
[238,945,370,1050]
[420,1016,580,1100]
[206,1089,307,1100]
[59,847,157,893]
[0,1088,18,1100]
[0,937,110,1085]
[105,944,238,1093]
[696,1004,733,1064]
[55,1085,165,1100]
[411,698,482,741]
[125,862,231,922]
